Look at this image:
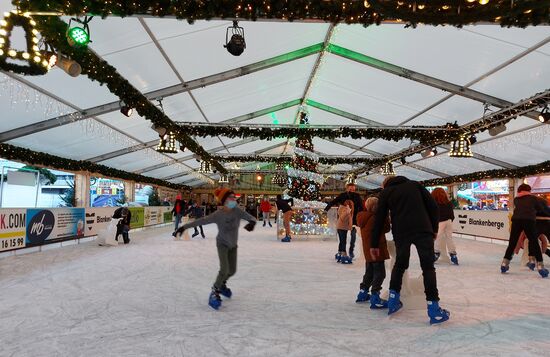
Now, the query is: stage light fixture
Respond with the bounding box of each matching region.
[538,107,549,123]
[488,124,506,136]
[120,104,133,117]
[66,17,92,47]
[469,135,477,144]
[224,21,246,56]
[421,148,437,158]
[400,157,406,165]
[56,54,81,77]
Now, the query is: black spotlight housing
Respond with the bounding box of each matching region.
[120,105,133,117]
[400,157,406,165]
[224,21,246,56]
[469,135,477,144]
[432,148,438,156]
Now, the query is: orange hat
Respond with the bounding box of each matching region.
[214,187,234,205]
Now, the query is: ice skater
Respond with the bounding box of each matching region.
[174,188,256,310]
[171,195,186,233]
[431,188,458,265]
[356,197,390,309]
[260,197,272,227]
[336,200,354,264]
[276,194,293,242]
[501,184,550,277]
[325,183,364,260]
[371,175,450,324]
[113,206,131,244]
[186,201,206,238]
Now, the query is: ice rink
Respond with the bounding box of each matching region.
[2,224,550,356]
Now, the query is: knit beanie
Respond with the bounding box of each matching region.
[214,187,234,205]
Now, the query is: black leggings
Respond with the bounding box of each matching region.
[390,234,439,301]
[337,228,356,254]
[360,261,386,293]
[504,219,543,263]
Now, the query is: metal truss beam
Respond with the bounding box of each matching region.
[0,44,322,142]
[326,44,543,122]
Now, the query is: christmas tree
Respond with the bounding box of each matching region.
[287,109,322,201]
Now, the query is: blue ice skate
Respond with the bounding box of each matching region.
[340,255,352,264]
[538,264,549,278]
[355,289,370,303]
[434,252,440,262]
[370,292,388,309]
[501,259,510,274]
[427,301,450,325]
[335,252,342,262]
[281,236,291,243]
[527,262,536,271]
[208,290,222,310]
[219,285,232,298]
[387,290,403,315]
[349,252,355,261]
[450,254,459,265]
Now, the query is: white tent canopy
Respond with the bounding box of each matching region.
[1,0,549,188]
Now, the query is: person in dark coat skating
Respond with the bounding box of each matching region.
[371,175,450,324]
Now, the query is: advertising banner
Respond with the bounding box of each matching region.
[453,210,510,240]
[128,207,144,229]
[163,207,173,224]
[26,208,85,245]
[144,206,163,226]
[85,207,115,237]
[0,209,26,252]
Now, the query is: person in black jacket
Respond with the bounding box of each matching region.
[325,183,364,259]
[113,206,132,244]
[371,176,450,324]
[502,184,550,277]
[276,195,294,242]
[431,188,458,265]
[186,201,205,238]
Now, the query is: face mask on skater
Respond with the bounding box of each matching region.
[225,200,237,209]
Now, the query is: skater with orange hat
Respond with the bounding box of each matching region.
[174,187,257,310]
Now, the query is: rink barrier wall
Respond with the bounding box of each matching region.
[452,209,510,241]
[0,206,174,256]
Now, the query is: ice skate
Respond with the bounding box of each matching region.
[192,231,199,238]
[349,252,355,261]
[527,262,536,271]
[434,252,440,262]
[268,222,272,227]
[387,290,403,315]
[201,233,205,239]
[335,252,342,262]
[340,253,352,264]
[219,285,232,298]
[537,263,549,278]
[208,289,222,310]
[355,289,370,303]
[370,292,388,309]
[501,258,510,274]
[450,253,459,265]
[427,301,450,325]
[281,236,291,243]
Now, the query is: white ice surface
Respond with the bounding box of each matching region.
[2,225,550,356]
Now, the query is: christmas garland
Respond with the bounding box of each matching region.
[212,155,387,166]
[14,0,549,28]
[0,11,48,75]
[0,143,190,190]
[178,122,461,143]
[420,159,550,188]
[28,15,227,173]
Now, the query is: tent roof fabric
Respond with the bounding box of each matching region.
[1,1,549,188]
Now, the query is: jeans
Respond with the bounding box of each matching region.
[390,233,439,301]
[174,214,183,231]
[435,219,456,254]
[504,219,543,263]
[337,227,356,255]
[360,261,386,293]
[214,244,238,290]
